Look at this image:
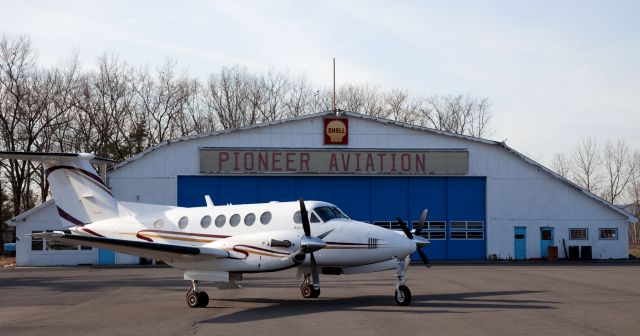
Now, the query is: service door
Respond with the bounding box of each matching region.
[514,227,526,260]
[540,227,554,258]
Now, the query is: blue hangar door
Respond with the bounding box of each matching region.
[177,176,486,260]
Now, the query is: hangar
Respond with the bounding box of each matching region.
[7,111,636,265]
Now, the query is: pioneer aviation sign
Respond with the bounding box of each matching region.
[200,148,468,175]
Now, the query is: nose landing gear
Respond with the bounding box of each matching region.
[186,280,209,308]
[300,273,321,298]
[394,256,412,306]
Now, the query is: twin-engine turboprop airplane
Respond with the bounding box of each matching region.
[0,152,431,307]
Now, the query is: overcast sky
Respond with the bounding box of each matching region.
[1,0,638,164]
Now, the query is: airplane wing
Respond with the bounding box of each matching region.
[32,231,229,261]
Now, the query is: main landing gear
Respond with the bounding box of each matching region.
[394,256,412,306]
[300,273,321,298]
[186,280,209,308]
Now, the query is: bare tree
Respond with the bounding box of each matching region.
[601,140,637,203]
[572,138,602,194]
[420,94,491,137]
[551,153,572,179]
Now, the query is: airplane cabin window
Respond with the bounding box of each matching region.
[230,214,241,227]
[178,216,188,229]
[313,206,349,222]
[153,219,164,229]
[310,213,321,223]
[260,211,272,225]
[215,215,226,228]
[244,213,256,226]
[200,215,211,228]
[293,211,302,224]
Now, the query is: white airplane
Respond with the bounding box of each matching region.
[1,152,431,307]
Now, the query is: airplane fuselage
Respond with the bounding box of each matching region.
[73,200,416,273]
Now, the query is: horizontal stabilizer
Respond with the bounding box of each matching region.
[0,151,116,165]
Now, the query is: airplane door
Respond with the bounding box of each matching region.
[514,227,526,260]
[540,227,554,258]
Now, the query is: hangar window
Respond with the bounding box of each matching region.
[449,221,484,240]
[413,221,446,240]
[214,215,226,228]
[569,228,588,240]
[200,215,212,228]
[178,216,189,229]
[230,214,241,227]
[260,211,272,225]
[598,228,617,240]
[244,213,256,226]
[374,221,392,229]
[293,211,302,224]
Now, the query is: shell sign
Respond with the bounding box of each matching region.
[324,118,349,145]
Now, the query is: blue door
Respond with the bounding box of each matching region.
[98,249,115,265]
[514,227,526,260]
[540,227,554,258]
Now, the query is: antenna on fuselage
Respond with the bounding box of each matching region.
[204,195,214,208]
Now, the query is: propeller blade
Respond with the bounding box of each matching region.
[415,209,428,236]
[299,198,311,237]
[396,217,413,239]
[417,248,431,268]
[310,253,320,289]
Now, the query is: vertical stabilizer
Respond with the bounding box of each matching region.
[0,152,126,226]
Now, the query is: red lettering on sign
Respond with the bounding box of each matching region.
[365,153,375,171]
[390,153,397,172]
[244,152,254,171]
[272,152,282,171]
[219,152,229,171]
[341,153,351,170]
[300,153,310,171]
[416,154,425,172]
[377,153,386,171]
[286,152,295,171]
[329,153,338,171]
[233,152,240,171]
[258,152,268,171]
[401,153,411,172]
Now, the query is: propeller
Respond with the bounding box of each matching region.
[396,211,431,267]
[299,198,322,289]
[281,198,326,289]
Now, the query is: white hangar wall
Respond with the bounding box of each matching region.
[108,112,632,259]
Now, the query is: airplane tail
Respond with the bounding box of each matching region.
[0,152,128,226]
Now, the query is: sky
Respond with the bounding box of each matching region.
[1,0,638,164]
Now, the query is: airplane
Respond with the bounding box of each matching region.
[0,151,431,307]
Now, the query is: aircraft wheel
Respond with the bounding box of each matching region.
[187,291,209,308]
[395,285,412,306]
[197,291,209,307]
[301,284,313,298]
[311,287,321,298]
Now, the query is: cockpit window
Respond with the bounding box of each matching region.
[313,206,349,222]
[310,213,320,223]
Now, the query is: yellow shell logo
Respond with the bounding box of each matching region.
[326,120,347,143]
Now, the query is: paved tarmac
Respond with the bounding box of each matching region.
[1,264,639,336]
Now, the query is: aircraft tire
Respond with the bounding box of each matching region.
[395,285,412,306]
[186,291,200,308]
[197,291,209,308]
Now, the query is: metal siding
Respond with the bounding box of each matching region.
[446,177,487,260]
[409,177,447,260]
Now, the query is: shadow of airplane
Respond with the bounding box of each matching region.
[200,290,558,324]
